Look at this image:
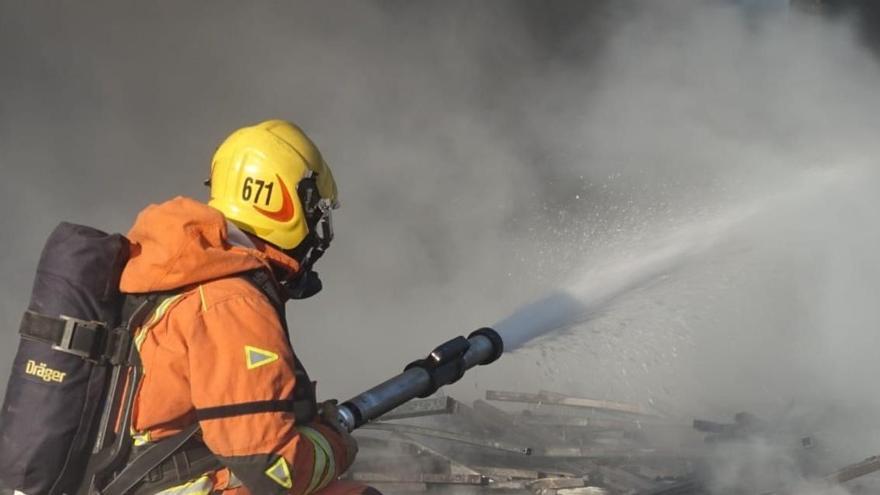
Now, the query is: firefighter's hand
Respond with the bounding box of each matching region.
[319,400,358,468]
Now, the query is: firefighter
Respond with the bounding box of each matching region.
[118,120,377,495]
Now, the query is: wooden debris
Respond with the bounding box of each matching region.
[539,446,699,460]
[351,472,488,485]
[519,412,642,432]
[361,422,532,455]
[472,399,566,445]
[473,466,540,480]
[824,455,880,484]
[527,477,587,491]
[486,390,658,417]
[488,480,529,490]
[376,396,460,421]
[350,390,705,495]
[558,488,609,495]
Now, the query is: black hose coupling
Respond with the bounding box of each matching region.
[405,335,470,398]
[468,327,504,365]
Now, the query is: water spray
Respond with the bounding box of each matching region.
[336,168,852,430]
[494,168,850,351]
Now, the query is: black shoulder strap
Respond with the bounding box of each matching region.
[243,269,287,325]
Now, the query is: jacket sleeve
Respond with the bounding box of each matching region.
[184,289,354,495]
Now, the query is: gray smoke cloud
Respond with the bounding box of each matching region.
[3,1,880,492]
[0,0,624,399]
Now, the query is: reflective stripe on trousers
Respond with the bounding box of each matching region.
[152,475,214,495]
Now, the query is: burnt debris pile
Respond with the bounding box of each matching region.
[345,391,880,495]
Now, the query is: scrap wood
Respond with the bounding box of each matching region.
[519,412,643,432]
[486,390,658,417]
[356,390,705,495]
[351,472,489,485]
[526,477,587,491]
[585,465,659,493]
[488,480,529,490]
[361,422,532,455]
[823,455,880,484]
[471,399,567,446]
[389,432,484,477]
[472,466,540,480]
[539,445,698,460]
[761,455,880,495]
[558,488,609,495]
[376,396,460,421]
[551,459,660,493]
[439,449,581,477]
[693,412,767,442]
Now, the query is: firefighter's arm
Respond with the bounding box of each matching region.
[185,290,355,494]
[317,400,358,468]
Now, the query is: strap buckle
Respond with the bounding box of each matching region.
[53,315,106,361]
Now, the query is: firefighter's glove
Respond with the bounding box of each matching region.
[319,400,358,468]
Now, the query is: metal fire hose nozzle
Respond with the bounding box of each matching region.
[337,327,503,432]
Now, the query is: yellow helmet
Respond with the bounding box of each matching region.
[208,120,338,250]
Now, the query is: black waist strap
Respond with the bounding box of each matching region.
[129,440,222,495]
[195,398,316,423]
[102,425,201,495]
[105,398,316,495]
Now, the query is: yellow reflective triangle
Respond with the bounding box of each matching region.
[265,457,293,489]
[245,345,279,370]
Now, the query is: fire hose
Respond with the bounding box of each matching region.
[336,327,504,432]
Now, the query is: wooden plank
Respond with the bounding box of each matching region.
[376,396,460,421]
[488,480,528,490]
[486,390,657,417]
[557,488,609,495]
[765,455,880,495]
[351,472,488,485]
[361,423,532,455]
[538,446,700,460]
[518,413,641,431]
[824,455,880,484]
[389,432,483,477]
[592,466,657,493]
[472,466,540,480]
[526,477,586,491]
[471,400,566,446]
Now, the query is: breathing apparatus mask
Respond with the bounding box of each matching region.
[283,176,334,300]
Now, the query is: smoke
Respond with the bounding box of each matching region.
[488,2,880,492]
[706,438,851,495]
[0,0,621,397]
[3,1,880,492]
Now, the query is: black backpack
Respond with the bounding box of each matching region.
[0,222,138,494]
[0,222,317,495]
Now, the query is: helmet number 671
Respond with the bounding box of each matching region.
[242,177,274,206]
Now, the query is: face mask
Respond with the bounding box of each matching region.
[285,269,323,300]
[283,177,335,300]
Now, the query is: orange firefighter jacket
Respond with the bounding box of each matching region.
[119,197,353,494]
